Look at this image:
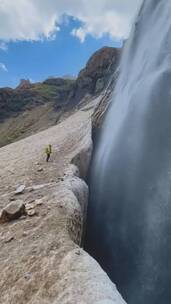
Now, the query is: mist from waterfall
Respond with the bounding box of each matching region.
[85,1,171,303]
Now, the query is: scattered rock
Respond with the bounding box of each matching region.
[20,215,27,220]
[4,235,14,243]
[26,199,35,204]
[25,203,35,210]
[58,177,64,182]
[0,201,26,223]
[37,167,43,172]
[24,273,32,281]
[22,232,28,237]
[35,199,43,206]
[64,164,80,177]
[15,185,25,195]
[27,209,37,217]
[9,197,16,202]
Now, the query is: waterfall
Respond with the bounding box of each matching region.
[85,1,171,303]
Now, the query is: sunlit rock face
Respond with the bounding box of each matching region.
[85,1,171,303]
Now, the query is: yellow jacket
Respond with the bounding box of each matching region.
[45,145,52,154]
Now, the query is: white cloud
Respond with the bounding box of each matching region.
[0,0,142,43]
[0,41,8,51]
[0,63,8,72]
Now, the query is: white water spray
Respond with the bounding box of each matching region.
[86,1,171,303]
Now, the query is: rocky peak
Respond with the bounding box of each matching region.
[79,46,120,78]
[67,46,121,107]
[16,79,32,90]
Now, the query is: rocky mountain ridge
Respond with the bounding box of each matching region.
[0,46,121,147]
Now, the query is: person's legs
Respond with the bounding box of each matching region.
[46,153,50,162]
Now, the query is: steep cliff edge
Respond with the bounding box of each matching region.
[0,101,126,304]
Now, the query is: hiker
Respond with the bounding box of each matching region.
[45,144,52,162]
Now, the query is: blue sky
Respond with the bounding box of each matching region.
[0,18,122,88]
[0,0,141,88]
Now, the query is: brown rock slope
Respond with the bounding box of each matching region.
[0,101,126,304]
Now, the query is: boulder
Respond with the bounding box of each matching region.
[0,200,26,223]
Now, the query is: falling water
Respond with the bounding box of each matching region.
[85,1,171,303]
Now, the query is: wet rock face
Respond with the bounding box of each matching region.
[92,83,115,132]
